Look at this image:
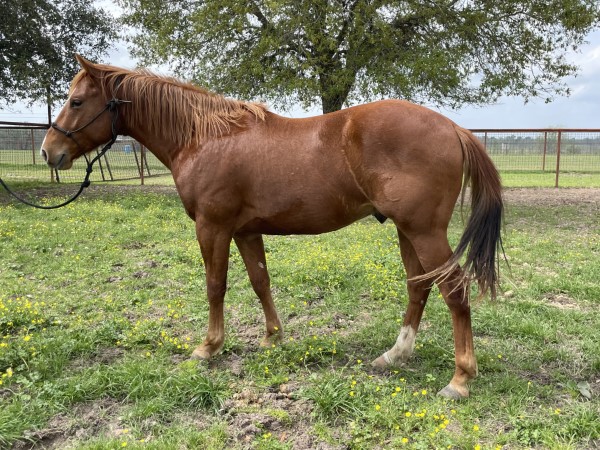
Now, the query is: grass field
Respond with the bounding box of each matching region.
[487,153,600,172]
[0,186,599,449]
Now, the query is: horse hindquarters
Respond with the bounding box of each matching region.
[367,122,502,398]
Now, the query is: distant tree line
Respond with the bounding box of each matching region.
[484,134,600,155]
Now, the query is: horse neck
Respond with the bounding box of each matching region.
[121,117,179,171]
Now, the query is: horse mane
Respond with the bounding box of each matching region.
[70,63,268,147]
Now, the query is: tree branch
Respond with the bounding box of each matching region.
[247,1,270,29]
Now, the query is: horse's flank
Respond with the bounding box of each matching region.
[70,65,268,147]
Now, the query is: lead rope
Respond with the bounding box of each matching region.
[0,136,117,209]
[0,98,126,210]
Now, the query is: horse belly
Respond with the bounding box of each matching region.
[236,193,374,235]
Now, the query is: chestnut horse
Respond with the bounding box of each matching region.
[41,55,503,398]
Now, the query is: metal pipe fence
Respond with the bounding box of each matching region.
[0,123,170,184]
[1,125,600,187]
[471,129,600,187]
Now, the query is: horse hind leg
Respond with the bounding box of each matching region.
[405,230,477,399]
[372,230,431,368]
[234,234,283,347]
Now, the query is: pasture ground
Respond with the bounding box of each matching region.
[0,185,599,449]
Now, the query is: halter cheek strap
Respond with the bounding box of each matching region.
[51,98,130,151]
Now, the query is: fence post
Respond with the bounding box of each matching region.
[96,148,107,181]
[144,146,151,178]
[133,143,142,180]
[555,131,562,188]
[140,145,145,185]
[542,131,547,171]
[30,129,36,165]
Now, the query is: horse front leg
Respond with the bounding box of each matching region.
[234,233,283,347]
[191,221,232,360]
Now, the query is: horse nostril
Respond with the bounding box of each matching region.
[41,149,48,162]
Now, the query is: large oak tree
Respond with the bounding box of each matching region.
[120,0,599,113]
[0,0,115,107]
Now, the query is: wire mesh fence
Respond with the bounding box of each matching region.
[1,125,600,187]
[0,124,170,184]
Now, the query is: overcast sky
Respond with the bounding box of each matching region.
[2,28,599,129]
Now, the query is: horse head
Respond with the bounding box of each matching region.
[41,55,126,170]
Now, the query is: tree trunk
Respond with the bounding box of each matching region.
[46,86,52,126]
[319,73,354,114]
[321,93,346,114]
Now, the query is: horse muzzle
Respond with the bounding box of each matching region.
[41,148,73,170]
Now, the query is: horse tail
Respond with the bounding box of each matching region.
[425,126,504,300]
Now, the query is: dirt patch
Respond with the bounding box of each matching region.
[12,398,123,450]
[221,387,345,450]
[68,347,124,372]
[2,183,599,209]
[543,292,582,310]
[502,188,600,207]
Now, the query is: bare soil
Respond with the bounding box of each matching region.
[2,183,600,208]
[501,187,600,207]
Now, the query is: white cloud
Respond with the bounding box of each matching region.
[442,30,600,128]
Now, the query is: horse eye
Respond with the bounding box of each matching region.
[70,99,82,108]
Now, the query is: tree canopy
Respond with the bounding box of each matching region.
[120,0,600,113]
[0,0,115,107]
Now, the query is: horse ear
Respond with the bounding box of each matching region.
[75,54,103,79]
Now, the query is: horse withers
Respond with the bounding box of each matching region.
[40,55,503,399]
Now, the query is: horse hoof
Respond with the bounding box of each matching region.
[260,332,283,348]
[190,347,212,360]
[371,355,389,369]
[437,384,469,400]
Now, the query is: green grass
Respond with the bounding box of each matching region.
[489,153,600,173]
[500,171,600,188]
[0,186,599,449]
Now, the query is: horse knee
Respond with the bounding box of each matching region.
[206,277,227,299]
